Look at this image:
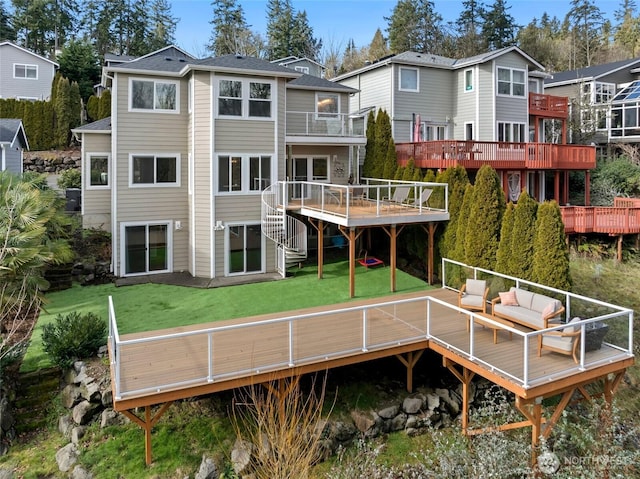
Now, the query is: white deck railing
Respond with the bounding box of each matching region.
[285,112,365,137]
[108,267,633,400]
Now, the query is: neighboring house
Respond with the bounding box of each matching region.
[334,46,596,206]
[272,56,326,78]
[73,47,367,279]
[0,119,29,174]
[544,57,640,151]
[0,41,58,100]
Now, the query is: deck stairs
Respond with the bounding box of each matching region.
[261,183,308,274]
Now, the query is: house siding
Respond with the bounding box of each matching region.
[0,44,55,100]
[340,68,392,119]
[114,72,189,275]
[3,143,22,173]
[476,62,496,141]
[82,133,112,231]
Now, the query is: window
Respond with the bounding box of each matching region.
[498,122,526,143]
[87,154,110,188]
[594,82,615,104]
[316,93,339,118]
[497,67,525,97]
[130,79,178,112]
[464,69,473,91]
[399,67,418,92]
[14,64,37,79]
[130,154,180,186]
[218,154,272,193]
[294,66,309,74]
[217,78,274,119]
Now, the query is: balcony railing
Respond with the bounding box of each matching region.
[561,204,640,234]
[529,93,569,118]
[286,111,365,137]
[396,140,596,170]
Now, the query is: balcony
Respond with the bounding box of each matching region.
[396,140,596,171]
[529,93,569,119]
[285,112,367,145]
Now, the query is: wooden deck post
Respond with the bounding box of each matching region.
[428,223,436,285]
[585,171,591,206]
[554,171,560,204]
[317,220,324,279]
[443,358,475,432]
[121,402,173,466]
[617,234,623,262]
[349,227,356,298]
[395,350,424,393]
[390,224,397,292]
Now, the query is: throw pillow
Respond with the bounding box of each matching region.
[541,302,556,318]
[499,290,519,306]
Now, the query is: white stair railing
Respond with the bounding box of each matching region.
[261,183,308,275]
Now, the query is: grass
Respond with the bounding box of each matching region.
[22,259,430,372]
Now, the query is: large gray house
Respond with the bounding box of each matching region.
[0,41,58,101]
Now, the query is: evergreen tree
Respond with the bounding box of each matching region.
[127,0,151,56]
[453,183,474,262]
[402,157,416,181]
[54,77,72,148]
[148,0,178,52]
[464,165,505,269]
[382,138,397,179]
[362,110,376,178]
[50,71,63,106]
[0,0,16,41]
[291,10,321,59]
[438,166,470,259]
[69,81,82,130]
[98,89,111,119]
[57,39,101,101]
[508,191,538,281]
[373,110,391,178]
[532,201,571,289]
[368,28,390,61]
[455,0,486,56]
[386,0,445,54]
[87,95,99,122]
[266,0,319,60]
[614,0,640,57]
[209,0,250,56]
[495,202,515,274]
[482,0,519,50]
[516,17,562,71]
[12,0,78,55]
[566,0,605,67]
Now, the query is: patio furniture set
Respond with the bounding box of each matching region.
[458,279,607,363]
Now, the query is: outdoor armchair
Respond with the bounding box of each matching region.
[537,317,582,364]
[458,279,489,314]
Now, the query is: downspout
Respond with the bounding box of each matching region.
[109,73,118,276]
[210,72,216,279]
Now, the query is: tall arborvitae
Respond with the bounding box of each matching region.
[382,137,397,179]
[402,157,416,181]
[508,190,538,281]
[21,101,37,149]
[41,101,55,149]
[363,110,376,178]
[464,165,506,269]
[438,166,470,259]
[69,82,82,131]
[87,95,99,122]
[50,72,63,106]
[533,201,572,290]
[495,202,515,275]
[453,183,474,262]
[373,109,391,178]
[98,90,111,120]
[55,77,72,148]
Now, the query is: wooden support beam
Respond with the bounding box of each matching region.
[541,389,574,440]
[307,219,327,279]
[395,350,424,393]
[121,402,173,466]
[419,223,438,285]
[617,235,623,262]
[349,228,356,298]
[585,170,591,206]
[390,224,397,292]
[443,358,475,431]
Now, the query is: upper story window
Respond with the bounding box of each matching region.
[217,77,274,119]
[14,64,37,79]
[464,69,474,91]
[218,154,272,193]
[87,154,110,189]
[594,82,615,104]
[295,66,309,74]
[399,67,419,92]
[497,67,525,97]
[130,78,179,112]
[130,154,180,187]
[498,122,526,142]
[316,92,339,118]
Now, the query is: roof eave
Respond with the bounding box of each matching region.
[287,84,358,93]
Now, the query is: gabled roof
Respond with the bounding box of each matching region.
[288,73,357,93]
[272,56,325,69]
[71,117,112,134]
[0,119,29,150]
[333,46,544,82]
[192,54,300,78]
[0,41,59,67]
[545,57,640,87]
[104,53,137,64]
[108,46,195,74]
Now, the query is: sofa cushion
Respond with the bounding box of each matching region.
[465,279,486,297]
[499,290,518,306]
[511,287,534,309]
[531,294,561,314]
[493,304,545,329]
[563,317,582,334]
[461,295,484,309]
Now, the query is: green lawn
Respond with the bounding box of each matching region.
[22,260,431,372]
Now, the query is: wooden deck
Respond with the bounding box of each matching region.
[109,288,633,412]
[561,205,640,235]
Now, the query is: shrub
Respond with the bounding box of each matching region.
[57,168,81,190]
[41,311,107,368]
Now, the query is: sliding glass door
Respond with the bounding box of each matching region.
[123,222,171,275]
[227,223,263,275]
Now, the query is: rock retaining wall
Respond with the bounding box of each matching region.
[22,150,81,175]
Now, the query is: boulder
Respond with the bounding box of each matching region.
[72,400,100,425]
[58,415,74,437]
[378,404,399,419]
[55,443,79,472]
[330,421,356,442]
[0,468,14,479]
[71,426,87,445]
[350,410,375,434]
[61,384,82,409]
[402,396,424,414]
[80,381,102,403]
[71,465,93,479]
[390,412,407,431]
[194,454,218,479]
[435,388,460,415]
[231,439,253,475]
[100,409,122,428]
[426,392,440,411]
[101,389,113,408]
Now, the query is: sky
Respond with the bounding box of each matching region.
[172,0,624,57]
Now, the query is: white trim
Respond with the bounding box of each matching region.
[464,68,474,92]
[128,77,180,114]
[315,91,340,118]
[496,66,526,98]
[210,73,215,279]
[112,74,119,276]
[464,122,474,141]
[398,66,419,92]
[128,153,181,187]
[0,41,59,66]
[215,153,274,194]
[119,220,173,277]
[215,76,275,120]
[13,63,38,80]
[86,152,111,190]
